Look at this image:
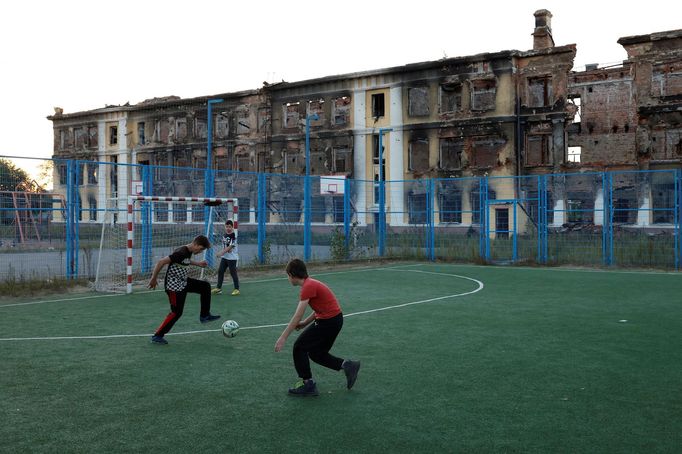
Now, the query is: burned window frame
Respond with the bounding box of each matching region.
[470,78,497,111]
[407,192,428,225]
[307,99,325,126]
[438,190,462,223]
[408,138,430,172]
[408,87,430,117]
[332,147,351,173]
[284,102,301,129]
[525,133,552,166]
[108,125,118,146]
[527,75,553,107]
[439,137,464,170]
[440,83,463,113]
[331,96,351,126]
[371,93,385,119]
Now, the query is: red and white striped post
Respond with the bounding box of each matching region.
[126,196,238,294]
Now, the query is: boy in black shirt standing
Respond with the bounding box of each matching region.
[148,235,220,344]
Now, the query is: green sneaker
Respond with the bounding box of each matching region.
[288,379,319,397]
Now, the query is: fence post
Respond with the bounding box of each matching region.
[479,176,489,262]
[65,160,77,279]
[141,165,152,273]
[343,178,351,257]
[427,178,435,261]
[539,175,548,264]
[304,174,312,261]
[257,173,267,264]
[602,172,613,266]
[674,169,682,270]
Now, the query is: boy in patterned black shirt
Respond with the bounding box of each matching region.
[148,235,220,345]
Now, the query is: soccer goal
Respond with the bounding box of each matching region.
[93,196,238,293]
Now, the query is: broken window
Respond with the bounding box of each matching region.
[440,84,462,113]
[408,192,428,224]
[332,147,351,173]
[87,126,98,147]
[109,125,118,145]
[568,95,581,123]
[566,192,594,223]
[527,76,552,107]
[567,146,581,163]
[439,137,464,170]
[408,138,430,172]
[156,120,169,143]
[257,107,270,133]
[176,118,188,140]
[652,174,675,224]
[88,195,97,221]
[408,87,429,117]
[472,136,503,168]
[138,122,146,144]
[332,96,351,125]
[439,191,462,223]
[371,93,385,119]
[59,130,70,150]
[471,79,496,111]
[87,164,97,185]
[651,63,682,97]
[216,113,229,138]
[58,164,67,185]
[74,128,86,148]
[236,107,250,134]
[525,134,551,166]
[612,187,637,224]
[195,118,207,139]
[470,189,481,224]
[284,102,300,129]
[307,99,325,125]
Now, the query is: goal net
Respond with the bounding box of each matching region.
[94,196,238,293]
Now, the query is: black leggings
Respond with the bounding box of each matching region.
[154,278,212,336]
[293,313,344,380]
[216,258,239,290]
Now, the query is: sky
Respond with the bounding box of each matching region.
[1,0,681,183]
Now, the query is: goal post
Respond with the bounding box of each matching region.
[126,196,238,294]
[93,196,237,293]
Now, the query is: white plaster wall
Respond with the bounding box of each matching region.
[594,189,604,226]
[637,197,650,225]
[353,88,367,225]
[116,117,129,213]
[389,86,404,226]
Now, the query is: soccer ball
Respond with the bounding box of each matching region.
[221,320,240,338]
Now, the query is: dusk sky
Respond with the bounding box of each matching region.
[2,0,680,182]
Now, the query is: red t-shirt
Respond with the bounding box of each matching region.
[300,278,342,319]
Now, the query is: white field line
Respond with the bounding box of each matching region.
[0,267,482,342]
[0,263,425,309]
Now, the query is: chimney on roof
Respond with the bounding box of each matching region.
[532,9,555,50]
[585,63,599,71]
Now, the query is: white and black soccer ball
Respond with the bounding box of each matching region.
[221,320,240,338]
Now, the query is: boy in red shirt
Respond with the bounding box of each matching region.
[275,258,360,396]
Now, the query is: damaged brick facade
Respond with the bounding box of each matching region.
[48,10,682,227]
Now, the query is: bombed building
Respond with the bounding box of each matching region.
[48,10,682,229]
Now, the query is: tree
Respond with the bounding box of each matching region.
[0,158,32,192]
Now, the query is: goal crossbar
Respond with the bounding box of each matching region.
[126,196,238,293]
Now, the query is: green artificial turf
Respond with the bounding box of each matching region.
[1,263,681,453]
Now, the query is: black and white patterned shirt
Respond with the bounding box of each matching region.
[219,232,239,260]
[164,246,193,292]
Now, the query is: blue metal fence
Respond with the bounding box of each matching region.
[1,155,681,283]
